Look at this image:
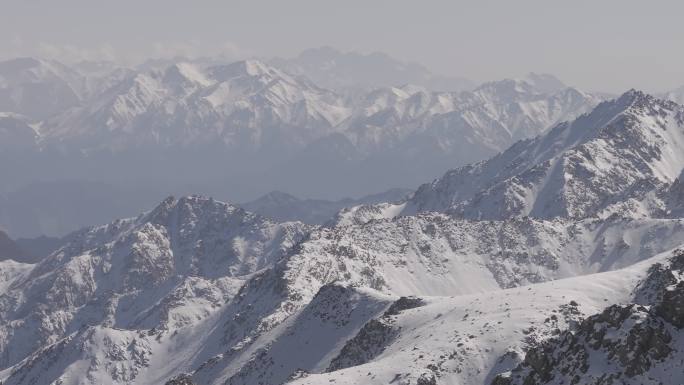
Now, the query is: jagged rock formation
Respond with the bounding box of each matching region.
[492,250,684,385]
[165,374,196,385]
[327,296,424,371]
[0,196,310,384]
[668,170,684,217]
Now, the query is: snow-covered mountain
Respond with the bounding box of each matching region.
[260,75,601,198]
[342,77,599,161]
[287,248,684,385]
[1,87,684,382]
[402,90,684,220]
[41,59,349,152]
[341,76,595,154]
[4,55,683,384]
[0,196,311,383]
[0,53,604,237]
[1,190,683,384]
[0,57,84,120]
[37,58,593,161]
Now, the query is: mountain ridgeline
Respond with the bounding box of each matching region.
[0,48,602,237]
[0,88,683,384]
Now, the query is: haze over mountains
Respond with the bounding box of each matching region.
[0,83,683,384]
[6,0,684,381]
[0,47,611,237]
[271,46,476,92]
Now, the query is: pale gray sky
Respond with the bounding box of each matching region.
[2,0,683,93]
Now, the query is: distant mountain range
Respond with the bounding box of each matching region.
[0,48,615,237]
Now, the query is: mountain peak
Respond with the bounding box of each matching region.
[603,89,681,127]
[406,89,684,219]
[618,88,672,108]
[144,194,241,225]
[619,88,651,103]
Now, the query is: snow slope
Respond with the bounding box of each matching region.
[289,248,684,385]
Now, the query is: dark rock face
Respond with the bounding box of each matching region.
[656,280,684,328]
[495,305,674,384]
[491,250,684,385]
[668,174,684,216]
[326,318,396,372]
[633,249,684,305]
[383,296,425,316]
[327,296,424,372]
[416,373,438,385]
[165,374,195,385]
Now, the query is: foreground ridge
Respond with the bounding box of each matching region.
[493,250,684,385]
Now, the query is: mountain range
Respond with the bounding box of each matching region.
[0,48,607,237]
[0,89,683,384]
[337,90,684,224]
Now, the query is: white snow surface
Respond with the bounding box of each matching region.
[289,249,678,385]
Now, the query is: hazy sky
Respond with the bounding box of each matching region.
[2,0,683,93]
